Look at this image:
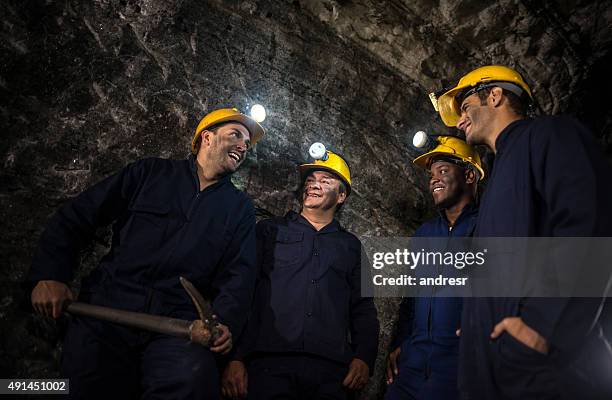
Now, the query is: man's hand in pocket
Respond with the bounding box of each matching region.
[491,317,549,354]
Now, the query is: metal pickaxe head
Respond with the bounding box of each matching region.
[179,277,222,346]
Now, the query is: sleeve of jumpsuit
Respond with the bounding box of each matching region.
[349,239,380,373]
[230,219,267,360]
[210,197,257,338]
[28,160,145,284]
[521,116,612,351]
[391,226,425,349]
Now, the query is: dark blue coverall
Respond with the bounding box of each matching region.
[234,211,380,400]
[459,116,612,400]
[28,156,257,400]
[385,204,477,400]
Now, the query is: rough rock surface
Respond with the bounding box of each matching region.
[1,0,610,398]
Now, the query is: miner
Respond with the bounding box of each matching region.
[385,136,482,400]
[28,108,264,399]
[434,65,612,399]
[221,146,380,399]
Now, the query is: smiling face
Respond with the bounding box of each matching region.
[429,160,470,209]
[199,122,251,177]
[302,170,346,212]
[456,92,495,146]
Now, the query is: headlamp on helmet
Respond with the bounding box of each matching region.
[249,104,266,123]
[412,130,439,152]
[309,142,329,161]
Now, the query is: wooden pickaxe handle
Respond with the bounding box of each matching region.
[65,277,221,347]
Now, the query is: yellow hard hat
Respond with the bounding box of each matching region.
[413,136,485,181]
[298,151,352,195]
[435,65,533,127]
[191,108,265,154]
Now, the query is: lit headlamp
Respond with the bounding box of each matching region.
[412,131,438,152]
[309,142,328,161]
[249,104,266,122]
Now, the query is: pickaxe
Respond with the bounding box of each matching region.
[65,277,221,347]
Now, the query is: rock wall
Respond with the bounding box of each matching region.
[300,0,612,156]
[1,0,610,398]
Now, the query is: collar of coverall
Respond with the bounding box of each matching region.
[287,210,345,233]
[188,154,233,189]
[492,118,532,155]
[438,202,478,226]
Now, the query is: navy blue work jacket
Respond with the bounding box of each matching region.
[461,116,612,399]
[236,211,379,370]
[28,156,257,336]
[393,204,477,380]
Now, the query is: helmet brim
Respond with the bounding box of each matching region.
[413,151,485,181]
[437,87,464,127]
